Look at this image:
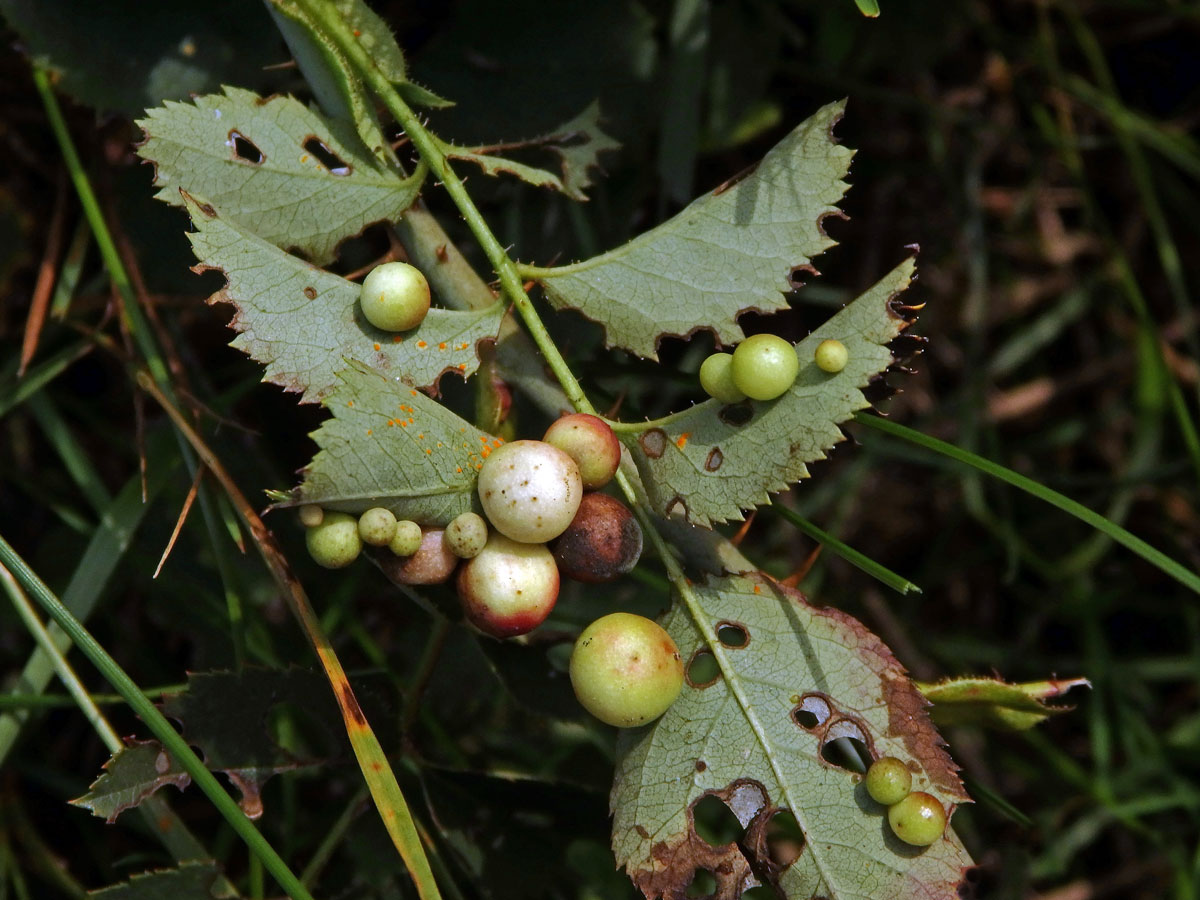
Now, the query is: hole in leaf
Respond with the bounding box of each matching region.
[718,402,753,427]
[686,650,720,688]
[820,735,872,774]
[790,693,831,729]
[685,868,716,898]
[704,447,724,471]
[303,286,317,300]
[303,136,352,175]
[716,622,748,648]
[692,795,744,848]
[765,809,804,869]
[228,130,264,164]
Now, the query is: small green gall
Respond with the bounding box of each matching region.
[306,511,362,569]
[865,756,913,806]
[298,504,324,528]
[731,334,799,401]
[357,507,398,546]
[814,338,849,373]
[388,520,422,557]
[444,512,489,558]
[698,352,747,404]
[359,261,430,332]
[569,613,684,727]
[887,791,947,847]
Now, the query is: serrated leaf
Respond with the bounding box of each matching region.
[289,362,502,524]
[531,101,852,359]
[625,256,915,526]
[444,102,620,201]
[89,862,237,899]
[613,574,973,900]
[71,740,190,824]
[137,86,424,266]
[918,676,1091,731]
[182,192,503,400]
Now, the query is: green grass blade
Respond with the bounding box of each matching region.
[768,503,922,595]
[0,428,180,764]
[0,534,312,900]
[853,413,1200,596]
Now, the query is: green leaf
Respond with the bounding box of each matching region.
[182,192,503,400]
[625,256,916,526]
[89,862,237,899]
[854,0,882,16]
[288,362,501,524]
[137,86,424,266]
[443,102,620,201]
[530,101,852,359]
[613,574,973,900]
[71,740,191,824]
[917,676,1091,731]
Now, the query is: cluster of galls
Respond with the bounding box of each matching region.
[300,408,683,729]
[699,334,848,403]
[864,756,948,846]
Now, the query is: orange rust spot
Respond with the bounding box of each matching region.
[393,335,403,343]
[346,400,354,407]
[753,584,762,594]
[410,390,418,396]
[300,154,309,163]
[480,436,490,443]
[353,28,362,36]
[400,421,408,427]
[676,432,691,449]
[425,448,432,454]
[366,429,373,435]
[459,342,469,350]
[373,342,381,351]
[417,340,428,349]
[457,363,467,371]
[417,434,424,439]
[407,417,414,424]
[438,342,447,350]
[456,466,463,473]
[481,446,491,458]
[476,463,483,470]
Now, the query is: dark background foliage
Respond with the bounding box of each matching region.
[1,1,1198,897]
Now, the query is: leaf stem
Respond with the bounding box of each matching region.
[0,534,313,900]
[853,412,1200,596]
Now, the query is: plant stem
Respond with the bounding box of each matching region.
[288,0,595,417]
[0,535,313,900]
[853,412,1200,596]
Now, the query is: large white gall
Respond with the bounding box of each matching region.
[477,440,582,543]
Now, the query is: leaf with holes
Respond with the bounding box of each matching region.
[623,256,916,527]
[137,85,425,266]
[280,361,501,525]
[90,862,238,899]
[182,192,504,401]
[918,675,1091,731]
[529,100,851,359]
[70,740,190,824]
[612,573,973,900]
[443,102,620,201]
